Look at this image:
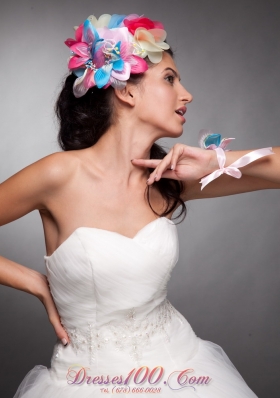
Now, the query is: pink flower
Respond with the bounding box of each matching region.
[123,16,164,35]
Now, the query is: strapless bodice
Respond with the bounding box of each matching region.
[43,217,192,368]
[44,217,179,327]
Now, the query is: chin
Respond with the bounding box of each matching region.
[161,127,184,139]
[157,126,184,139]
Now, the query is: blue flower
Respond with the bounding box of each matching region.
[204,133,221,148]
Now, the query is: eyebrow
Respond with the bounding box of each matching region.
[162,67,181,81]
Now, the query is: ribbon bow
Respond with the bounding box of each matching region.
[200,147,274,190]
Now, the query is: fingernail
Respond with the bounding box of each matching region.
[154,174,158,180]
[62,338,68,346]
[146,179,149,184]
[170,165,174,170]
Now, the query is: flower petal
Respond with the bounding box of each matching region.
[74,23,83,42]
[96,14,112,28]
[220,138,235,149]
[68,55,88,69]
[109,77,127,90]
[123,16,162,35]
[198,129,214,148]
[113,58,124,71]
[92,45,105,68]
[154,41,170,50]
[146,51,163,63]
[148,29,167,43]
[135,28,156,44]
[70,42,89,58]
[124,14,141,21]
[111,62,131,81]
[73,68,85,78]
[129,55,148,73]
[87,15,98,27]
[65,38,77,48]
[94,64,112,88]
[118,41,131,60]
[152,21,165,30]
[98,27,130,45]
[108,14,126,29]
[204,134,221,148]
[73,69,89,98]
[103,82,112,89]
[137,40,163,52]
[83,19,99,45]
[83,69,96,89]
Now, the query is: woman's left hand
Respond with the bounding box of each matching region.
[131,143,218,184]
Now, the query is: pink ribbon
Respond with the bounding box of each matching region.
[200,147,274,190]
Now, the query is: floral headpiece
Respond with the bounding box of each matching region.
[64,13,170,98]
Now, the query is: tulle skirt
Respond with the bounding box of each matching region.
[13,336,258,397]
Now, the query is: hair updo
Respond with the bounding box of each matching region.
[55,47,187,222]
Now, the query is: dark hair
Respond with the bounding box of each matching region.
[55,48,187,223]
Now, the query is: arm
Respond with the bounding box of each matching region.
[184,146,280,201]
[223,147,280,183]
[0,254,67,341]
[0,153,72,345]
[132,144,280,200]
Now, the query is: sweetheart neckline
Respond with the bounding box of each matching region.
[44,216,175,260]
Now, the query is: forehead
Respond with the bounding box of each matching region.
[147,52,180,79]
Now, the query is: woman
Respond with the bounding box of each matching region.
[1,12,279,398]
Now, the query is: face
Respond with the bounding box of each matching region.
[133,52,193,138]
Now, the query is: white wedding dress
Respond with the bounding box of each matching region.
[14,217,258,397]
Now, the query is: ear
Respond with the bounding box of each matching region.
[114,83,136,107]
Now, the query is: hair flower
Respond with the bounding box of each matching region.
[198,129,235,151]
[123,16,164,35]
[133,28,170,63]
[65,12,169,97]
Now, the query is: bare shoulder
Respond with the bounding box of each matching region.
[33,151,80,188]
[11,150,80,193]
[0,150,81,226]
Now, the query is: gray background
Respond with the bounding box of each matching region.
[0,0,279,397]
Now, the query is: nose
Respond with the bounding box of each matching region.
[180,86,193,103]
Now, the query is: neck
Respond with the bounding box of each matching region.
[87,119,159,186]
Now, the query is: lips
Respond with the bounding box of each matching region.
[175,106,187,116]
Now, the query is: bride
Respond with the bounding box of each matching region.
[1,11,279,398]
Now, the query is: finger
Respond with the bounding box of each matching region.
[44,297,69,346]
[50,311,69,346]
[169,144,185,171]
[149,144,187,184]
[160,170,181,180]
[147,149,174,184]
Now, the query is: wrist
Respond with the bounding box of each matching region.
[32,272,50,303]
[208,149,220,173]
[209,148,252,171]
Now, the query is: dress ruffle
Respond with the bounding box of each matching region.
[13,338,258,397]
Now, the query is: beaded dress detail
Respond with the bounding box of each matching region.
[61,298,183,366]
[14,217,258,397]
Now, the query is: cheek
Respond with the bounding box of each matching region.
[135,82,177,126]
[139,87,173,115]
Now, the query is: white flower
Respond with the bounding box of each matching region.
[133,28,170,63]
[87,14,112,28]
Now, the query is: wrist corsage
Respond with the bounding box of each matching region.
[198,129,274,190]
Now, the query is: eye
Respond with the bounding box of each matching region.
[165,74,175,84]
